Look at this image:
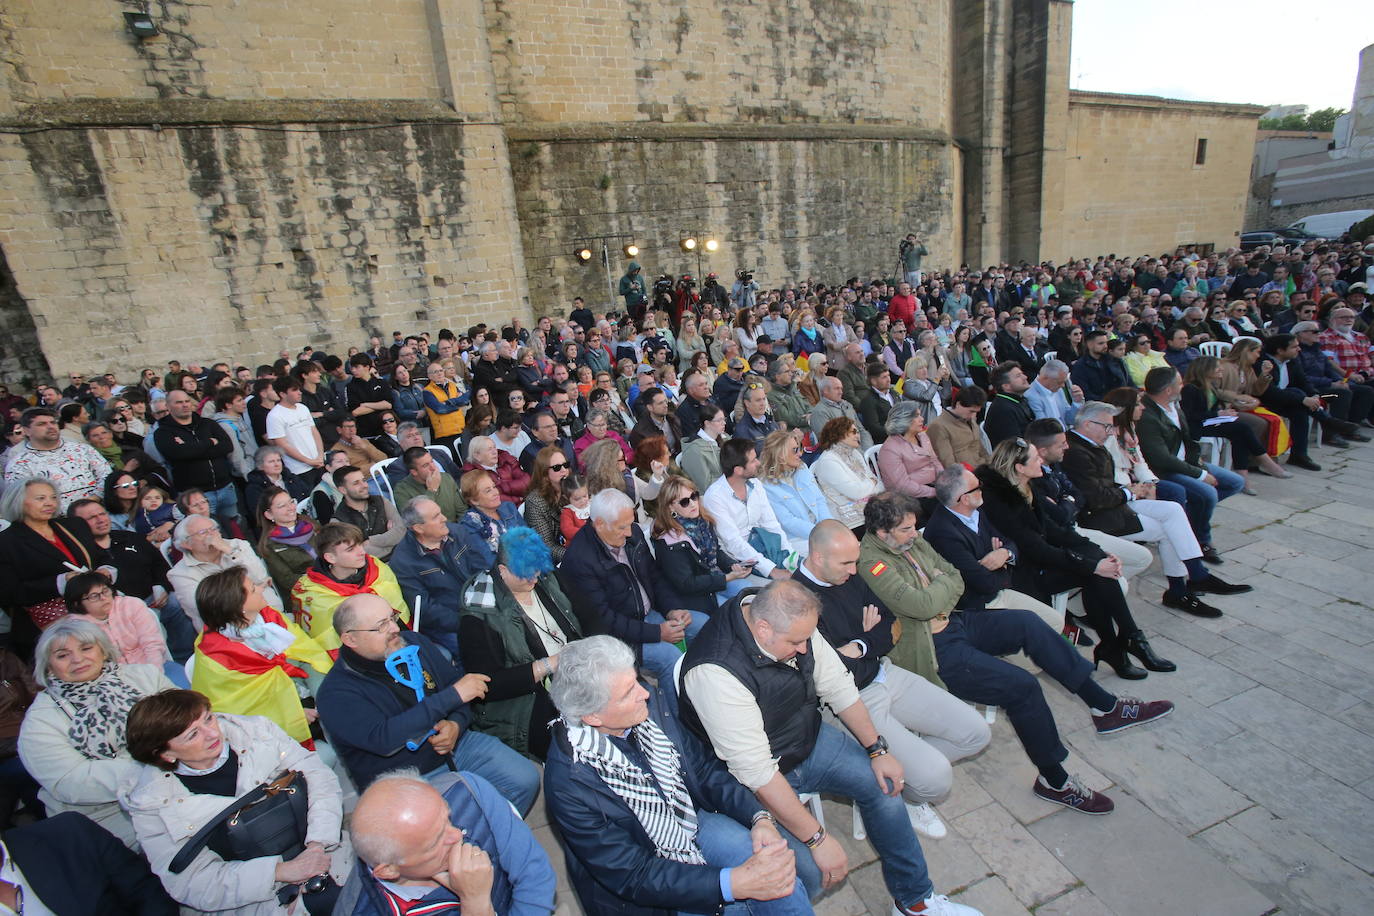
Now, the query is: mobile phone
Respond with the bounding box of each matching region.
[1320,393,1340,399]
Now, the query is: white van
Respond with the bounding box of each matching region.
[1286,210,1374,239]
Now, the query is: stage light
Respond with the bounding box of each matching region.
[575,247,593,263]
[704,238,719,252]
[623,243,639,258]
[680,236,697,252]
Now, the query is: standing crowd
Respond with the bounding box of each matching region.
[0,234,1369,915]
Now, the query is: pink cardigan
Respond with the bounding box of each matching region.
[89,596,171,667]
[876,433,943,499]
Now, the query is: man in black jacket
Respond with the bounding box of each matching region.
[154,389,238,524]
[1069,330,1130,401]
[982,362,1034,448]
[1259,334,1364,470]
[558,488,696,680]
[1,812,177,915]
[921,467,1067,629]
[795,521,990,839]
[675,370,718,439]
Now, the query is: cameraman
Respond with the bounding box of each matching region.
[900,234,929,287]
[732,268,759,311]
[700,272,730,311]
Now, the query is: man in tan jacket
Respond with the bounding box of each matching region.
[926,387,989,468]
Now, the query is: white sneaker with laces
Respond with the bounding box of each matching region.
[906,801,947,839]
[892,893,983,915]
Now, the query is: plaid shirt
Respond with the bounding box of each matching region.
[1318,327,1373,377]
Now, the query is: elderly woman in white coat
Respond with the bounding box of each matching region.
[123,690,353,915]
[811,415,883,536]
[17,615,176,849]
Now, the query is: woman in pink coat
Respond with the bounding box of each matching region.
[877,401,944,517]
[64,571,181,684]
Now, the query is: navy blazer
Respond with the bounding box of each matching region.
[921,505,1016,610]
[3,813,178,915]
[558,523,668,656]
[544,684,780,916]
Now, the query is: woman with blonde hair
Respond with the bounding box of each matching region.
[581,436,664,510]
[812,416,883,537]
[756,429,831,555]
[1218,337,1290,468]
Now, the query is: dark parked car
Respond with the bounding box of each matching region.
[1240,227,1320,251]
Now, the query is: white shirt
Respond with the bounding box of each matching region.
[1159,402,1187,460]
[264,402,319,473]
[494,430,531,458]
[702,476,788,576]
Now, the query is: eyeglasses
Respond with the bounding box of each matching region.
[676,492,700,508]
[1087,419,1114,429]
[345,611,403,634]
[82,588,114,601]
[963,485,982,495]
[115,481,139,490]
[548,462,569,471]
[382,417,397,423]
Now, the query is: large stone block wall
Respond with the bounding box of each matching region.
[510,134,956,315]
[485,0,950,126]
[0,0,444,105]
[1058,93,1263,259]
[0,120,527,379]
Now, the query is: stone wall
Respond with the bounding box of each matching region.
[1058,92,1263,259]
[0,119,527,379]
[485,0,950,127]
[510,130,956,314]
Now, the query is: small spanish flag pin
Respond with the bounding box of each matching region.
[869,561,887,576]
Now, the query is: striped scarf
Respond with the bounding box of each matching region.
[566,718,706,865]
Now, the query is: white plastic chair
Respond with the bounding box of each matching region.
[1198,436,1232,469]
[1199,341,1232,358]
[863,444,883,479]
[369,457,397,502]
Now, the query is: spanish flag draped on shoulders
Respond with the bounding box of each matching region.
[190,606,333,746]
[291,554,410,652]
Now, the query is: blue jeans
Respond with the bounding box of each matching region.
[642,610,708,681]
[1152,478,1187,510]
[1162,463,1242,545]
[784,723,933,905]
[678,811,815,915]
[207,481,241,522]
[156,592,199,663]
[430,730,541,816]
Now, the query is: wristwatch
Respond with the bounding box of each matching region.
[865,736,890,759]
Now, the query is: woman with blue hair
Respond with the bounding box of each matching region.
[458,526,587,760]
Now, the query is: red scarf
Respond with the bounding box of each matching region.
[302,556,381,597]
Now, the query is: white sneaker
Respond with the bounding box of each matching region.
[892,893,983,915]
[906,801,947,839]
[895,895,983,916]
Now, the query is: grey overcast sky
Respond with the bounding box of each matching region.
[1071,0,1371,111]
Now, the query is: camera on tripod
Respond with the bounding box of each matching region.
[735,267,755,283]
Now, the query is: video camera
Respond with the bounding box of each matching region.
[735,267,755,283]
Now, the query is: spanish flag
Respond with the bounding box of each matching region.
[291,556,410,652]
[190,607,333,746]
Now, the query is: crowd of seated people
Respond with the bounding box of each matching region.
[0,235,1370,913]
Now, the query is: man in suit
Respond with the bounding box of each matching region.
[982,362,1035,448]
[1,812,178,914]
[858,363,897,445]
[1064,403,1250,619]
[1006,325,1046,378]
[921,466,1068,631]
[1136,368,1243,563]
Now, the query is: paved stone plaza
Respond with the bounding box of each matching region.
[527,441,1374,915]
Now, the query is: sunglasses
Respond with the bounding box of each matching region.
[676,492,700,508]
[548,462,569,471]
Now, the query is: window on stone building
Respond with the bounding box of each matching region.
[1194,138,1208,166]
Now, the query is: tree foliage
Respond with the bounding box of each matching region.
[1260,108,1346,132]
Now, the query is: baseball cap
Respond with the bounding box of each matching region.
[755,334,773,344]
[1290,321,1321,334]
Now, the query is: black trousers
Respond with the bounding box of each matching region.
[1022,565,1139,653]
[933,609,1093,772]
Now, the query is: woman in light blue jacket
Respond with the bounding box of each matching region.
[756,429,831,557]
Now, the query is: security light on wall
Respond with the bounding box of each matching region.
[124,11,159,38]
[623,243,640,258]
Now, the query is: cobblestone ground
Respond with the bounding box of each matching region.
[525,442,1374,916]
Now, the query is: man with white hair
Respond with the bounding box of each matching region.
[167,514,282,630]
[809,376,873,451]
[1063,403,1252,618]
[558,488,699,680]
[544,635,814,914]
[1023,359,1083,427]
[337,769,555,915]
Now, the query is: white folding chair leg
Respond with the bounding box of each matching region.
[852,802,866,841]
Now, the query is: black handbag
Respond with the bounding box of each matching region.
[169,769,309,874]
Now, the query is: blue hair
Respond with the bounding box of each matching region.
[500,526,554,580]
